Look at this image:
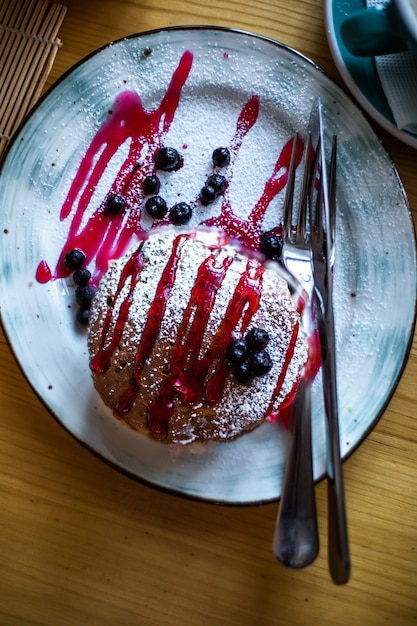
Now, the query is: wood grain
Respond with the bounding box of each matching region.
[0,0,416,624]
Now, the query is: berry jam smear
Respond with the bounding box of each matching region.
[36,49,302,287]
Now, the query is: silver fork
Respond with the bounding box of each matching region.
[272,131,320,568]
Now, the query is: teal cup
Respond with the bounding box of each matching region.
[340,0,417,56]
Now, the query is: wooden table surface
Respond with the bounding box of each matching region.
[1,1,416,624]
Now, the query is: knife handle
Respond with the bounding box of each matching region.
[320,314,351,585]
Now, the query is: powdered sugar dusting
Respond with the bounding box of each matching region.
[88,228,307,443]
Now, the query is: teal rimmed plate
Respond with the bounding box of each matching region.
[0,27,415,504]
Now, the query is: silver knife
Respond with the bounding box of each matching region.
[311,101,350,585]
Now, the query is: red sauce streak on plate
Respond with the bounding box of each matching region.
[202,130,303,249]
[36,51,300,286]
[37,51,193,284]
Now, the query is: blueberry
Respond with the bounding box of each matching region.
[250,349,273,376]
[76,307,90,326]
[212,147,230,167]
[260,232,283,260]
[104,193,126,215]
[246,327,270,352]
[226,339,248,365]
[199,185,217,206]
[233,358,255,384]
[64,249,85,271]
[206,174,227,194]
[170,202,192,225]
[145,195,168,219]
[155,147,182,172]
[142,175,160,195]
[75,284,95,308]
[73,268,91,286]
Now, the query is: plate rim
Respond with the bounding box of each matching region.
[0,25,327,167]
[0,25,416,506]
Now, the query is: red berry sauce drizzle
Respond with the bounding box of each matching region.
[35,49,311,434]
[36,49,303,286]
[90,232,299,435]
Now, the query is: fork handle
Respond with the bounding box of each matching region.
[273,378,319,568]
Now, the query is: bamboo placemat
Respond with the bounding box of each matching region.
[0,0,67,158]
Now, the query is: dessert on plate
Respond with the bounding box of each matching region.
[87,227,307,444]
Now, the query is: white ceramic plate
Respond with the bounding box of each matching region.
[0,27,415,504]
[325,0,417,149]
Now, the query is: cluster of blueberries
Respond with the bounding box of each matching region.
[103,145,230,225]
[141,145,230,224]
[103,144,284,268]
[226,327,273,384]
[63,249,94,326]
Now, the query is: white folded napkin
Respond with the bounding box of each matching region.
[367,0,417,134]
